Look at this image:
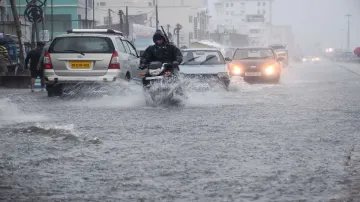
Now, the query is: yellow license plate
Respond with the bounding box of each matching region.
[70,61,91,69]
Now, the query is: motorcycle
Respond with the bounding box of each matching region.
[142,61,183,105]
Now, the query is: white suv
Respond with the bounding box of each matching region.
[44,29,141,96]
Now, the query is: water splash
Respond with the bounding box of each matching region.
[68,80,146,108]
[0,98,45,126]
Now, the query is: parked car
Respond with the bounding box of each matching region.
[44,29,141,96]
[229,47,284,83]
[180,48,230,89]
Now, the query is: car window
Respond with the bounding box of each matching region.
[49,37,114,53]
[233,49,274,60]
[124,41,137,56]
[181,50,225,65]
[121,40,131,54]
[123,41,136,56]
[115,37,127,53]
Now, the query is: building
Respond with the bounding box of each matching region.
[94,0,209,46]
[210,0,274,46]
[5,0,94,40]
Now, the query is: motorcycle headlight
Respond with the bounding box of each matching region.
[149,69,161,76]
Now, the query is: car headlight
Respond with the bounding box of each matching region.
[265,66,275,75]
[231,65,242,75]
[302,58,306,62]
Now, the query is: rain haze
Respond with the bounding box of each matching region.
[2,0,360,201]
[271,0,360,51]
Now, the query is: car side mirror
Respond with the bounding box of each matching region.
[225,57,232,62]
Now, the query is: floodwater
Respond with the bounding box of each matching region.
[1,61,360,201]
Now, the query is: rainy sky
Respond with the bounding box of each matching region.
[272,0,359,51]
[208,0,360,51]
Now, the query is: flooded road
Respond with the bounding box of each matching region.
[1,61,360,201]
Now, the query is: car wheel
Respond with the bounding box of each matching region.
[125,72,131,81]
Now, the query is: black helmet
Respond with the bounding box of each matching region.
[153,30,166,43]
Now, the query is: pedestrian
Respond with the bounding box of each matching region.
[0,40,11,76]
[25,42,45,92]
[36,43,49,90]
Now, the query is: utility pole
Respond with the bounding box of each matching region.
[125,6,129,37]
[51,0,53,40]
[119,10,123,32]
[42,3,46,30]
[155,1,158,30]
[85,0,88,28]
[9,0,25,66]
[108,9,111,29]
[92,0,95,28]
[345,14,351,51]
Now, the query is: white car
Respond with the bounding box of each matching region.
[180,48,230,88]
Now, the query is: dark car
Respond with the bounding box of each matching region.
[229,47,284,83]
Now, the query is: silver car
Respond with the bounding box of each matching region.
[180,48,231,89]
[44,29,141,96]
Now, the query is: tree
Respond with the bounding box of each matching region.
[9,0,25,67]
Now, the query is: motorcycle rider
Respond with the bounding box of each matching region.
[139,30,183,87]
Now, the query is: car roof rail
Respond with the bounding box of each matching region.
[66,29,124,36]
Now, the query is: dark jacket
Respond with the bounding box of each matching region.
[25,47,43,71]
[37,45,49,71]
[140,31,183,70]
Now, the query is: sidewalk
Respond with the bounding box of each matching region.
[337,62,360,76]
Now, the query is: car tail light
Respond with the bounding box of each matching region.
[109,51,120,69]
[44,52,53,69]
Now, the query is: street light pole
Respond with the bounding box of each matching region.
[155,0,158,30]
[51,0,53,40]
[345,14,351,51]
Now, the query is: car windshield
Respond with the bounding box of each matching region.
[233,48,275,60]
[49,37,114,53]
[270,45,286,49]
[181,50,225,65]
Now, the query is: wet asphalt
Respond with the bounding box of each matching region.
[1,60,360,201]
